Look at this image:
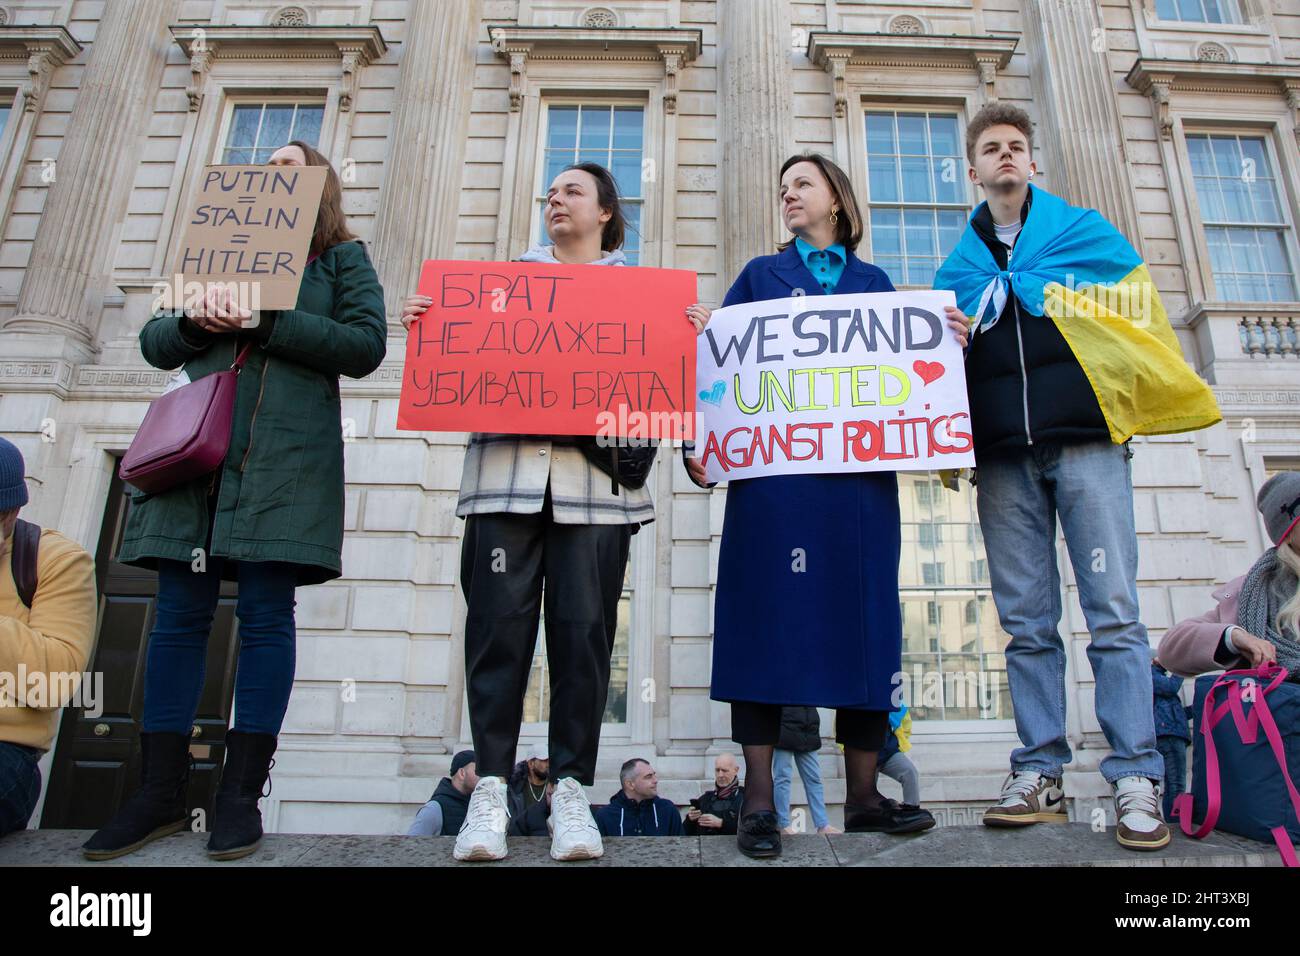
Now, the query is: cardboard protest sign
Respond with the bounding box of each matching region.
[695,290,974,482]
[173,165,328,310]
[398,260,698,439]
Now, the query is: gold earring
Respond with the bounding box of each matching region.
[829,207,839,226]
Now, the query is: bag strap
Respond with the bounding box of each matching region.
[1174,672,1233,839]
[1175,664,1300,867]
[1250,666,1300,867]
[231,342,254,371]
[10,517,40,609]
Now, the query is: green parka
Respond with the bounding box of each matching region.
[118,239,387,585]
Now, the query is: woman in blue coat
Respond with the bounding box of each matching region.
[686,153,968,857]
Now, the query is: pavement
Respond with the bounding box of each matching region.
[0,824,1284,867]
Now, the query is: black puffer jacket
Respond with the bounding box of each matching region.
[777,706,822,753]
[683,785,744,835]
[963,192,1109,457]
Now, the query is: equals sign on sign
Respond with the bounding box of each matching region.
[230,233,251,245]
[236,196,256,204]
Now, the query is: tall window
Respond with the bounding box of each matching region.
[523,568,633,725]
[537,104,645,264]
[222,101,325,164]
[1155,0,1243,23]
[898,474,1010,721]
[864,110,968,287]
[1187,133,1296,301]
[0,99,11,143]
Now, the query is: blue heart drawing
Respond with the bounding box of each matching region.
[699,380,726,406]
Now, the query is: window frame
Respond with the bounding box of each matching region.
[860,107,974,289]
[896,472,1016,731]
[1153,0,1246,25]
[214,97,329,166]
[1138,0,1267,35]
[1174,121,1300,305]
[0,86,25,239]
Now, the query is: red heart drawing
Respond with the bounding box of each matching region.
[913,360,945,385]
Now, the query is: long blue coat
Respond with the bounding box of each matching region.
[709,245,902,709]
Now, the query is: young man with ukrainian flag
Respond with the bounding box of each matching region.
[934,103,1221,851]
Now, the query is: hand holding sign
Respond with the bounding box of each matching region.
[695,289,975,482]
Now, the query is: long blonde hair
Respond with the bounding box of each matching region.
[1276,536,1300,638]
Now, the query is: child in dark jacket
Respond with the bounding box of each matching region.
[1152,659,1191,819]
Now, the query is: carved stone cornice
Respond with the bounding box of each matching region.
[1126,58,1300,141]
[0,26,82,114]
[489,26,702,112]
[170,25,388,112]
[808,32,1019,102]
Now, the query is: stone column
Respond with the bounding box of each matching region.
[1021,0,1144,249]
[369,0,481,319]
[718,0,796,288]
[4,0,177,357]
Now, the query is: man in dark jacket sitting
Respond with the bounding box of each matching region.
[407,750,477,836]
[594,759,684,836]
[685,753,743,835]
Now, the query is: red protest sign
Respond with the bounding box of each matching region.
[398,260,698,439]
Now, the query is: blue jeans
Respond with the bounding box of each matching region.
[773,749,829,830]
[1157,736,1187,820]
[975,440,1163,784]
[0,742,41,837]
[143,559,298,736]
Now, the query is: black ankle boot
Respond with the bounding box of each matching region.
[207,730,278,861]
[82,732,192,861]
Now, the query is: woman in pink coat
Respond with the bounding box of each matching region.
[1158,472,1300,679]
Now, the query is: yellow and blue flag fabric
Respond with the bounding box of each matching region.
[934,184,1221,444]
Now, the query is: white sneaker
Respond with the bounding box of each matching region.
[549,777,603,861]
[1112,776,1170,851]
[453,776,510,862]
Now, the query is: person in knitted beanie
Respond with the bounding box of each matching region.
[1159,471,1300,680]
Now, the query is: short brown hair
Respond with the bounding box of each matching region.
[964,103,1034,166]
[776,152,865,253]
[287,139,358,258]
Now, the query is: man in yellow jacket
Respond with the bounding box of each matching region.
[0,436,97,837]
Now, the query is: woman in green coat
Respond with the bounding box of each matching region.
[84,140,386,862]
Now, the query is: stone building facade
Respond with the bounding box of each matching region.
[1,0,1297,834]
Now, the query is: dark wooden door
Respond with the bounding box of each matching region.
[40,469,240,829]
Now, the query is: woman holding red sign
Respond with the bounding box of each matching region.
[401,162,709,863]
[685,153,969,858]
[84,141,387,862]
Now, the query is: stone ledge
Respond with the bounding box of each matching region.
[0,825,1282,868]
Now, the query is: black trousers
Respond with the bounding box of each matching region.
[730,701,889,752]
[461,492,632,785]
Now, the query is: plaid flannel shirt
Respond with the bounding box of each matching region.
[457,433,655,526]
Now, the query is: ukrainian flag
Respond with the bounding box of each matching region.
[934,184,1221,444]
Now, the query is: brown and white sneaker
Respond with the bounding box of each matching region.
[1112,776,1170,851]
[982,770,1067,827]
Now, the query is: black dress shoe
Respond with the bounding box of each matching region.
[736,810,782,858]
[844,799,936,834]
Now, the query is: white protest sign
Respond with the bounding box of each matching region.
[695,290,975,482]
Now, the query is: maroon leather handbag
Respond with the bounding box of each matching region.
[119,341,253,494]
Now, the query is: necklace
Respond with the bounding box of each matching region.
[528,780,546,801]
